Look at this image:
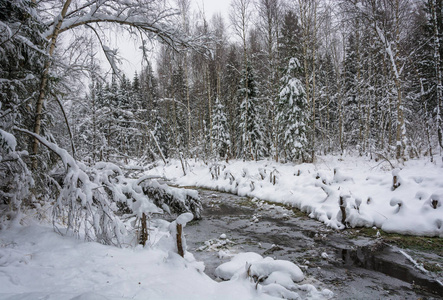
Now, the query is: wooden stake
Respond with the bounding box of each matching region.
[176,223,184,257]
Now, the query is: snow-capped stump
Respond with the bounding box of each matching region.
[270,169,279,185]
[390,198,403,213]
[339,193,351,227]
[427,193,442,209]
[225,172,235,185]
[392,168,402,190]
[176,212,194,225]
[258,168,267,180]
[170,213,194,257]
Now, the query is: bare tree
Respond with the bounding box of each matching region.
[256,0,282,161]
[32,0,200,163]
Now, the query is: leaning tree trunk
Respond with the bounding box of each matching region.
[33,0,72,168]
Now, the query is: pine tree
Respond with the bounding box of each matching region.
[278,57,309,162]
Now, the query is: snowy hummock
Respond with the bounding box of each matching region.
[215,252,332,300]
[0,221,284,300]
[215,253,303,283]
[145,155,443,237]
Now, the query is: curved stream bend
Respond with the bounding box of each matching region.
[185,189,443,299]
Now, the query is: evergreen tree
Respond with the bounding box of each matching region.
[223,45,241,157]
[0,0,47,210]
[211,97,230,159]
[238,62,265,160]
[342,32,361,147]
[418,0,443,152]
[278,10,302,70]
[278,57,310,162]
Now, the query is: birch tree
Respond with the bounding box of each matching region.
[31,0,199,162]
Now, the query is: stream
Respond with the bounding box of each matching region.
[184,188,443,299]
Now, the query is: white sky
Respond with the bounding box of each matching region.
[193,0,231,20]
[112,0,232,78]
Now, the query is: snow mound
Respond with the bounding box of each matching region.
[215,252,332,300]
[215,252,263,280]
[248,257,304,283]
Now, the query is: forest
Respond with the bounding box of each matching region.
[1,0,443,299]
[1,0,443,241]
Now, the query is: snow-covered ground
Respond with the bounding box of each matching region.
[146,155,443,237]
[1,154,441,300]
[0,217,331,299]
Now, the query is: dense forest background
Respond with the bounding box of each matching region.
[1,0,443,242]
[68,0,443,165]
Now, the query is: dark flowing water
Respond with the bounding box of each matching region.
[185,189,443,299]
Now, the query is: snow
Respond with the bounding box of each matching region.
[176,212,194,225]
[145,155,443,237]
[215,252,332,299]
[0,221,281,300]
[0,129,17,152]
[215,252,263,280]
[248,257,304,282]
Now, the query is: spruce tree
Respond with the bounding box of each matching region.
[211,97,230,159]
[238,62,265,160]
[278,57,309,162]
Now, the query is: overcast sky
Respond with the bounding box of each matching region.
[193,0,231,20]
[111,0,232,78]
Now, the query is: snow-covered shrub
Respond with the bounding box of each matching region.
[22,129,201,246]
[141,180,202,220]
[0,129,34,225]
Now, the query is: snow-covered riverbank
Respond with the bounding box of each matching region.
[147,155,443,237]
[0,220,284,300]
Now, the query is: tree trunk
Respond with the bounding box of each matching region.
[32,0,72,167]
[432,0,443,152]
